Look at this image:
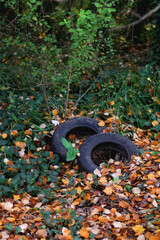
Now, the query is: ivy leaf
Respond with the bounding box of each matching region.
[61,138,79,161]
[5,223,13,231]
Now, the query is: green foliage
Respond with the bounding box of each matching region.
[61,138,79,161]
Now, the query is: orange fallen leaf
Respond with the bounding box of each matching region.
[15,141,26,149]
[99,176,107,184]
[98,121,105,127]
[130,172,137,182]
[148,173,155,179]
[152,120,159,127]
[80,227,89,239]
[119,200,129,209]
[62,179,69,185]
[9,217,15,222]
[69,134,75,140]
[52,109,58,116]
[103,186,113,195]
[2,133,7,139]
[10,130,18,136]
[72,198,81,206]
[24,129,32,135]
[13,195,21,200]
[132,225,145,236]
[99,216,107,222]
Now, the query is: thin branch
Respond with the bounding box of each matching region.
[112,3,160,31]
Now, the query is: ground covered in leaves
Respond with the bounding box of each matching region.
[0,88,160,240]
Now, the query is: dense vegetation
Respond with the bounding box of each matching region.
[0,0,160,239]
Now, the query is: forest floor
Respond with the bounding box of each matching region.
[0,89,160,240]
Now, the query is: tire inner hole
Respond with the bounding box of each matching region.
[91,142,128,166]
[66,127,97,148]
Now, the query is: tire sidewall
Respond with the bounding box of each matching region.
[78,133,138,173]
[52,117,106,161]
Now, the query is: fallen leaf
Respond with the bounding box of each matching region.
[24,129,32,135]
[98,121,105,127]
[132,187,141,194]
[15,141,26,149]
[80,227,89,239]
[119,200,129,209]
[36,229,47,238]
[113,221,126,228]
[99,176,107,184]
[130,172,137,182]
[137,234,145,240]
[19,223,28,233]
[10,130,18,136]
[13,195,21,201]
[52,109,58,116]
[132,225,145,236]
[94,168,102,177]
[1,202,13,210]
[2,133,7,139]
[103,186,113,195]
[62,179,69,185]
[152,120,159,127]
[40,123,46,129]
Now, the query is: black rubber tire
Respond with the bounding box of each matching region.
[52,117,106,161]
[78,133,138,173]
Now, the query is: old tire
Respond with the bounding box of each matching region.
[52,117,106,161]
[78,133,138,173]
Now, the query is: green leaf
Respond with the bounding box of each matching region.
[66,148,79,161]
[61,138,79,161]
[5,223,13,231]
[125,185,132,192]
[15,226,22,234]
[61,138,72,149]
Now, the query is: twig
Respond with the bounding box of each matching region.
[112,3,160,31]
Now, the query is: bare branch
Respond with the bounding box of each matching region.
[113,3,160,31]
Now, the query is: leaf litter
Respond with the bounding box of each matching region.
[0,101,160,239]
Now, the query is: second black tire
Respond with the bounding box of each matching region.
[52,117,106,161]
[78,133,138,173]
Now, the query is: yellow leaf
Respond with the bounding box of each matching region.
[80,227,89,239]
[13,194,20,200]
[10,130,18,136]
[62,179,69,185]
[99,177,107,184]
[148,173,155,179]
[76,187,82,195]
[2,133,7,139]
[15,141,26,149]
[132,225,145,236]
[103,186,113,195]
[152,120,159,127]
[98,121,105,127]
[9,217,15,222]
[52,109,58,116]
